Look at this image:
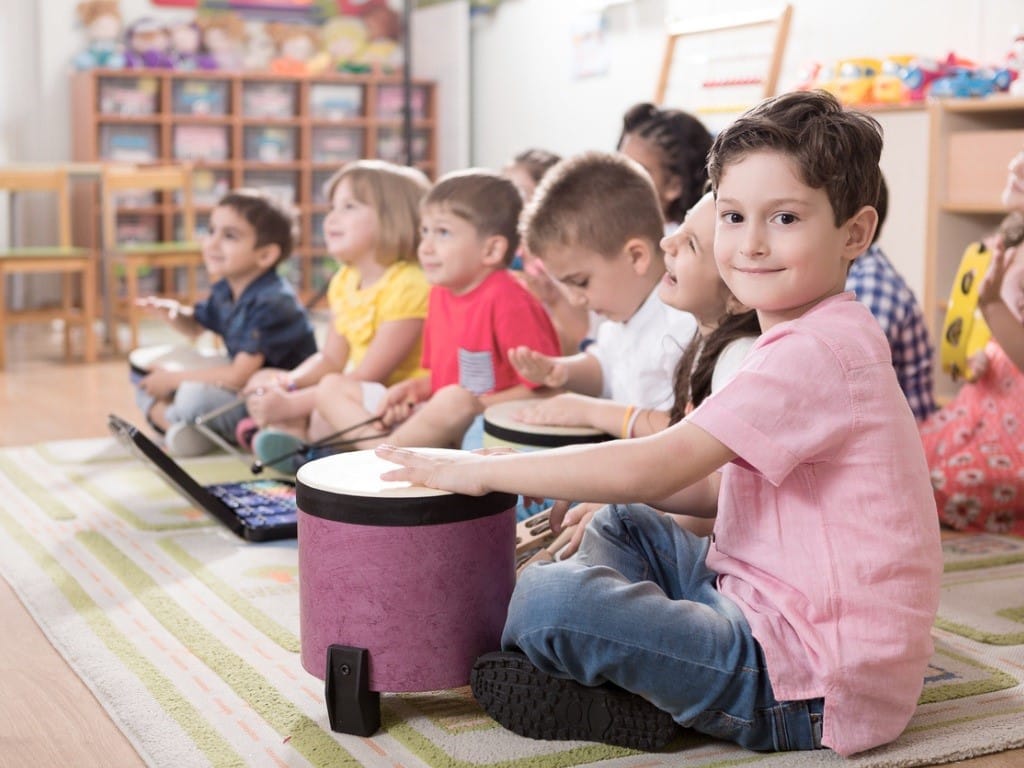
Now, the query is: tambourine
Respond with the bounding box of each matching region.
[940,241,992,382]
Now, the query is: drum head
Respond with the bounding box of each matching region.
[483,398,608,448]
[296,449,516,526]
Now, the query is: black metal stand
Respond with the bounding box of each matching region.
[325,644,380,736]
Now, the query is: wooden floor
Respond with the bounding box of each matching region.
[0,323,1021,768]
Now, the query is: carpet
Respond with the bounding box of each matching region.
[2,437,1024,768]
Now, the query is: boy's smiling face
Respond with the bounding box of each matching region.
[714,150,874,331]
[418,204,503,295]
[203,204,278,297]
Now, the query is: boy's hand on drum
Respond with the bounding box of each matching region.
[515,393,593,428]
[509,346,568,388]
[376,445,489,496]
[139,369,180,399]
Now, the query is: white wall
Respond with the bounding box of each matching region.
[467,0,1022,301]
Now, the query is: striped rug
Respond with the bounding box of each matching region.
[2,437,1024,768]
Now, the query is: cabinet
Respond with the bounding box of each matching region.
[70,69,437,301]
[925,96,1024,401]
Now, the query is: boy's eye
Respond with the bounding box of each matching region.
[723,212,743,224]
[773,212,797,225]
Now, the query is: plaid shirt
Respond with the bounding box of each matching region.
[846,245,936,421]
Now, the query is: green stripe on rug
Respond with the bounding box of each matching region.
[81,531,361,768]
[903,705,1024,736]
[78,473,214,531]
[158,537,300,653]
[934,617,1024,646]
[0,453,77,520]
[0,505,243,766]
[917,646,1018,704]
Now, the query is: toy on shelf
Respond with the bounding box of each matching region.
[930,65,1014,99]
[198,12,245,71]
[871,55,914,103]
[124,17,174,69]
[74,0,126,70]
[820,57,882,106]
[168,20,217,70]
[266,22,320,76]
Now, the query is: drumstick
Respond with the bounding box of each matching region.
[250,415,384,474]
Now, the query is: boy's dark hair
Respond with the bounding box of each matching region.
[708,90,883,228]
[871,174,889,244]
[323,159,430,265]
[216,189,296,267]
[668,310,761,425]
[522,151,664,260]
[423,169,523,265]
[512,148,562,185]
[618,102,713,224]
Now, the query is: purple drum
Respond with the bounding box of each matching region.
[295,450,516,734]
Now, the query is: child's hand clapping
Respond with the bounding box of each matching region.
[509,346,569,388]
[135,296,182,320]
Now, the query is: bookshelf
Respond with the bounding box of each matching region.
[70,68,437,301]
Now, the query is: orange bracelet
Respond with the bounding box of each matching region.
[620,405,636,439]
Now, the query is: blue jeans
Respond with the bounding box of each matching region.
[504,504,824,752]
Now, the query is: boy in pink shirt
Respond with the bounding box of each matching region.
[376,91,942,756]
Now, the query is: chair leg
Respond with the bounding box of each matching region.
[109,259,121,355]
[62,271,73,360]
[126,259,140,352]
[0,268,7,369]
[81,262,97,364]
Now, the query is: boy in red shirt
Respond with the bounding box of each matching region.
[310,169,560,449]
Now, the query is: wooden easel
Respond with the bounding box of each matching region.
[654,4,793,116]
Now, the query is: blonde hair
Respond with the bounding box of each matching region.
[324,160,430,266]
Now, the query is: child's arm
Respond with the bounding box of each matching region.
[139,351,265,401]
[514,393,670,437]
[378,418,735,505]
[135,297,203,339]
[378,375,432,427]
[979,245,1024,371]
[348,317,424,382]
[477,383,543,409]
[508,346,604,396]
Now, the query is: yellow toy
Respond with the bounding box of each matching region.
[821,57,882,105]
[940,241,992,382]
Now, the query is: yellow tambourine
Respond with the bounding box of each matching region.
[940,241,992,382]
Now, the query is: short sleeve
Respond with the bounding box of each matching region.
[378,263,429,323]
[492,288,560,388]
[689,330,853,486]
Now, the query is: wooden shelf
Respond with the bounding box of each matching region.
[71,68,437,302]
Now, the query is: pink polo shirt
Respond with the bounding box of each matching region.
[687,293,942,757]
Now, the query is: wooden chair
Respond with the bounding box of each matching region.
[101,162,204,352]
[0,167,97,367]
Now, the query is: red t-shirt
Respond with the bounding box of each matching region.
[422,270,559,394]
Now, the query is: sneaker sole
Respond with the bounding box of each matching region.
[470,651,678,750]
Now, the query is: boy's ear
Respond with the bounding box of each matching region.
[842,205,878,261]
[623,237,655,275]
[481,234,509,267]
[257,242,282,269]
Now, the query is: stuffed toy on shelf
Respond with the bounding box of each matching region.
[73,0,126,70]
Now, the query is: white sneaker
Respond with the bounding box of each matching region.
[164,422,217,457]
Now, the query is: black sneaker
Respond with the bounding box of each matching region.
[470,651,679,751]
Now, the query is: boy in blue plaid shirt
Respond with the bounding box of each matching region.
[846,177,935,420]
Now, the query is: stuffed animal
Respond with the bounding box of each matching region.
[169,19,217,70]
[311,15,370,73]
[73,0,125,70]
[266,22,320,76]
[124,17,174,69]
[198,12,246,71]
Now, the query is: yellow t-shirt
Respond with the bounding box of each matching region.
[326,261,429,385]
